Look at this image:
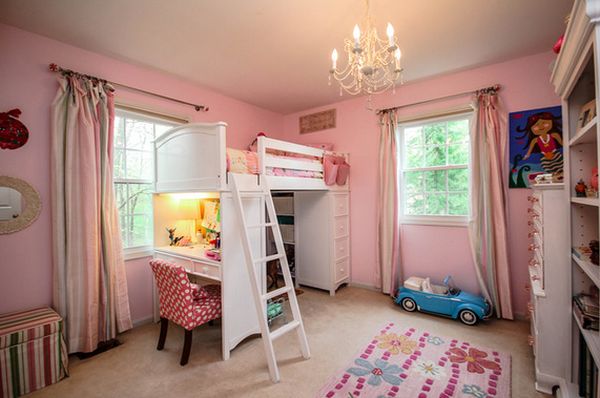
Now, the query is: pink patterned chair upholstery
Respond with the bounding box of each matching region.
[149,259,222,366]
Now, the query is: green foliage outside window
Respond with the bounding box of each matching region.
[402,117,470,217]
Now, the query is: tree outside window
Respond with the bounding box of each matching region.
[113,111,176,249]
[399,113,471,225]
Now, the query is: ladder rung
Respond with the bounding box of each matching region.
[263,286,292,301]
[247,222,276,229]
[254,254,284,264]
[270,320,300,340]
[239,192,268,197]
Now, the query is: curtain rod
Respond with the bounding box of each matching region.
[376,84,500,115]
[48,63,209,112]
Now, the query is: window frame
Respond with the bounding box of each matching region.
[397,111,473,227]
[114,108,180,259]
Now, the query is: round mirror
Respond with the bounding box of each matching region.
[0,176,41,234]
[0,187,23,220]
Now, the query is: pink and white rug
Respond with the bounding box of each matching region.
[316,323,511,398]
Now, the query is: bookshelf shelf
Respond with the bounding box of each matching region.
[574,310,600,366]
[569,116,597,146]
[571,197,600,207]
[573,249,600,288]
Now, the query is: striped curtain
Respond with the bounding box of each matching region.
[468,90,513,319]
[377,110,402,295]
[50,75,132,353]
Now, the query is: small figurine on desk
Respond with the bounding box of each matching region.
[166,227,183,246]
[575,179,588,197]
[590,240,599,266]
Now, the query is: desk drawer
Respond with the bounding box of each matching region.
[334,237,350,260]
[334,216,349,238]
[192,261,221,281]
[335,257,350,282]
[332,194,349,216]
[155,252,194,273]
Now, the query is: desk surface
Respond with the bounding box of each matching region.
[154,245,221,267]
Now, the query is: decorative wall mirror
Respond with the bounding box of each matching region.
[0,176,41,234]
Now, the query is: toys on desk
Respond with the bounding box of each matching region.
[395,276,492,326]
[575,179,588,197]
[166,227,183,246]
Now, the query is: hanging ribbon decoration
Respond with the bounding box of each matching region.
[0,109,29,150]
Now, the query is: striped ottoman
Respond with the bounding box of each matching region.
[0,308,68,398]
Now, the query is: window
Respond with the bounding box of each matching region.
[398,112,472,226]
[113,110,178,252]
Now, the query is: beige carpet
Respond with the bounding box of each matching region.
[30,286,548,398]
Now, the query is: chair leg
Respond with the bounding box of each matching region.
[157,317,168,351]
[180,329,193,366]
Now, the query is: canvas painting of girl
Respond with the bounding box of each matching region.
[508,106,563,188]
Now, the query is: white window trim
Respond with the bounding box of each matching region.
[398,111,473,228]
[115,107,181,254]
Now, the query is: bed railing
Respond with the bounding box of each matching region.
[257,136,325,177]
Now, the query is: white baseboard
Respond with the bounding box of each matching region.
[348,282,382,292]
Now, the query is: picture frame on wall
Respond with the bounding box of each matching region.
[508,106,563,188]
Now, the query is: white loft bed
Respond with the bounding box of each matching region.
[153,122,349,192]
[151,122,350,365]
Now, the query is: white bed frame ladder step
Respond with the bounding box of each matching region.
[230,174,311,383]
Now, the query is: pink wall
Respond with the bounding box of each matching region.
[0,23,283,323]
[0,21,560,322]
[282,52,561,316]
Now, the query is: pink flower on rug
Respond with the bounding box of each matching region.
[448,347,501,374]
[376,333,417,355]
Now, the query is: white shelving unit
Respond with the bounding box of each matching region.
[551,1,600,396]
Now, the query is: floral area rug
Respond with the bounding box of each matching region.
[316,323,510,398]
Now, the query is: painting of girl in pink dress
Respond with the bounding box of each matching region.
[509,106,563,188]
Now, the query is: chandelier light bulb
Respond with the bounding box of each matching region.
[353,24,361,46]
[386,23,395,46]
[395,48,402,60]
[331,48,338,70]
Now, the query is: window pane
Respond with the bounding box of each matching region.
[405,146,424,168]
[155,124,174,138]
[425,193,446,215]
[119,215,129,248]
[448,143,469,165]
[424,170,446,192]
[424,123,446,145]
[404,171,423,193]
[404,127,422,147]
[448,119,469,143]
[115,183,128,214]
[448,168,468,191]
[128,183,153,214]
[126,119,154,151]
[425,145,446,167]
[129,215,152,247]
[405,194,424,215]
[125,150,153,180]
[114,116,125,148]
[114,148,126,179]
[448,192,468,215]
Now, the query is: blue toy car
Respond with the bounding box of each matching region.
[395,276,492,325]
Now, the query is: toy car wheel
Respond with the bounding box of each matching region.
[459,309,478,326]
[401,298,417,312]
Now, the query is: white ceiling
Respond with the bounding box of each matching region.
[1,0,573,114]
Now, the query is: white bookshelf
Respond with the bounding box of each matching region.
[551,0,600,396]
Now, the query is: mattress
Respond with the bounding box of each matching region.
[226,148,323,178]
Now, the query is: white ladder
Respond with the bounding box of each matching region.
[230,174,310,383]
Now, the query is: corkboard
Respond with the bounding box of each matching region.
[299,109,336,134]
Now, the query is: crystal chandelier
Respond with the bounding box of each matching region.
[329,0,403,96]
